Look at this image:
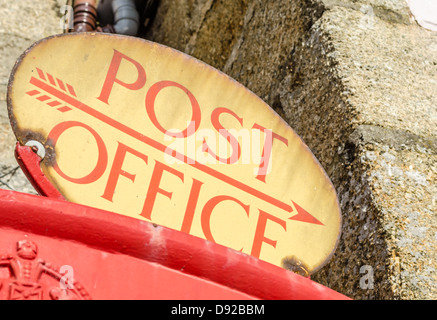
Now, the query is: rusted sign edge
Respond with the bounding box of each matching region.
[6,32,342,275]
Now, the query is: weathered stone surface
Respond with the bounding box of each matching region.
[146,0,437,299]
[280,5,437,300]
[0,0,62,194]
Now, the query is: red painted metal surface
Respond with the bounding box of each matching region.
[4,143,351,300]
[0,188,349,300]
[15,143,65,200]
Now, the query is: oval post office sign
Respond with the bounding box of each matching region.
[8,33,341,275]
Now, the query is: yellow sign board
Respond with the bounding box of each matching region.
[8,33,341,274]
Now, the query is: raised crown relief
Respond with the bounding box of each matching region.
[0,240,91,300]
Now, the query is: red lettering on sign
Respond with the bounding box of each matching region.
[101,142,149,202]
[201,195,250,244]
[252,123,288,183]
[203,107,242,164]
[180,178,204,234]
[29,51,326,233]
[251,209,287,259]
[97,49,147,104]
[140,160,185,220]
[48,121,108,184]
[31,76,297,214]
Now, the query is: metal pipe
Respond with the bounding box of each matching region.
[112,0,140,36]
[73,0,98,32]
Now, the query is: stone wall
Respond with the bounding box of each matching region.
[0,0,62,193]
